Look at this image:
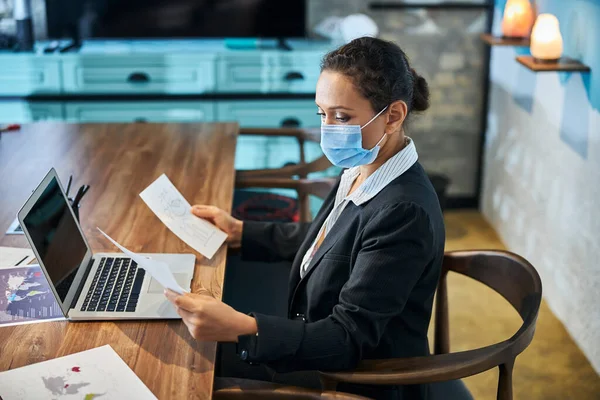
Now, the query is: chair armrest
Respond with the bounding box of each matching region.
[235,177,302,191]
[239,127,321,143]
[235,177,336,198]
[236,156,332,179]
[320,343,511,386]
[214,377,372,400]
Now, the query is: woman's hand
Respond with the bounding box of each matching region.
[165,289,257,342]
[191,205,243,249]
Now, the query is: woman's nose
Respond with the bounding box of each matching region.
[323,116,337,125]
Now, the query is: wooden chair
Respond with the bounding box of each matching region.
[235,177,336,223]
[235,127,333,223]
[213,377,372,400]
[319,250,542,400]
[217,251,541,399]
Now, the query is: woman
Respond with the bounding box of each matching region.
[165,37,445,400]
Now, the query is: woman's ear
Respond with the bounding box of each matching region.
[385,100,408,134]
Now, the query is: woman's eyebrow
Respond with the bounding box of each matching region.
[315,103,353,111]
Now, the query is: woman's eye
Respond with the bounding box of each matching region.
[336,115,350,122]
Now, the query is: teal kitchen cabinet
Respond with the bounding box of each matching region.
[0,56,62,96]
[0,101,64,123]
[61,54,216,94]
[64,102,215,123]
[216,99,318,128]
[216,52,322,93]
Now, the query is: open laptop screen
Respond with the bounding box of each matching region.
[22,177,88,302]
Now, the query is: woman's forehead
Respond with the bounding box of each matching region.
[316,71,366,109]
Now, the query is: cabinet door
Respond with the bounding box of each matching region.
[0,57,62,96]
[216,100,318,128]
[217,53,322,93]
[0,101,64,123]
[62,55,216,94]
[65,102,215,123]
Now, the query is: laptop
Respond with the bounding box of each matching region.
[17,168,195,321]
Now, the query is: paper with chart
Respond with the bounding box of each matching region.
[97,228,187,294]
[139,174,227,259]
[0,345,157,400]
[0,264,65,327]
[0,246,36,268]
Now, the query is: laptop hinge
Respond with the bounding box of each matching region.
[70,257,95,310]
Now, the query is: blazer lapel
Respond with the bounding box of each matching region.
[287,198,333,301]
[299,205,355,280]
[287,204,358,309]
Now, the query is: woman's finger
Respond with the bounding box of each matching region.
[176,306,195,321]
[164,289,180,303]
[191,205,219,219]
[195,286,213,297]
[175,292,206,311]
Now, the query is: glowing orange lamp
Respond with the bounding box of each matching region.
[501,0,535,38]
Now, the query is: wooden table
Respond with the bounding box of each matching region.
[0,122,239,399]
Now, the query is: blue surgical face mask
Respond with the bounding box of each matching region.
[320,106,389,168]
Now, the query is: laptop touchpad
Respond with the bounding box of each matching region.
[146,273,189,294]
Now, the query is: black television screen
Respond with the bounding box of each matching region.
[46,0,306,39]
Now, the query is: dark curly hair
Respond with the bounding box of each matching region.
[321,37,430,115]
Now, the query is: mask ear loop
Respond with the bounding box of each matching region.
[361,106,389,150]
[360,105,389,129]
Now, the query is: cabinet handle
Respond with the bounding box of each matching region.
[127,72,151,83]
[280,118,300,127]
[283,71,304,81]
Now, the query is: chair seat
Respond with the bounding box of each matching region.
[214,377,373,400]
[429,379,473,400]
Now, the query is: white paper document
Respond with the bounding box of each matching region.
[0,345,157,400]
[139,174,227,259]
[0,247,36,269]
[97,228,187,294]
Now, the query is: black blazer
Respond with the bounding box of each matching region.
[238,162,445,400]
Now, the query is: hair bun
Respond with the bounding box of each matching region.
[411,68,430,112]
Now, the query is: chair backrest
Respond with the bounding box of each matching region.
[434,250,542,358]
[236,127,331,180]
[319,250,542,400]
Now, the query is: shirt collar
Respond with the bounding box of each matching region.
[340,137,418,206]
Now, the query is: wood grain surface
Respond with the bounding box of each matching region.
[0,122,239,399]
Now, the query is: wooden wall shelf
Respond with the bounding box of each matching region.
[516,56,591,72]
[370,2,493,10]
[480,33,530,47]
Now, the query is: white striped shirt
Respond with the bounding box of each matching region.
[300,137,419,278]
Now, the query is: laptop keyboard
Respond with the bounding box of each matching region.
[81,257,145,313]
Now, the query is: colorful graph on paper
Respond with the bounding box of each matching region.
[0,345,157,399]
[0,264,64,326]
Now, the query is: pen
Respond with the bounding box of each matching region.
[73,185,90,206]
[14,255,28,266]
[66,175,73,197]
[72,186,84,205]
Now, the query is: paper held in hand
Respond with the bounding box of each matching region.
[97,228,187,294]
[139,174,227,259]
